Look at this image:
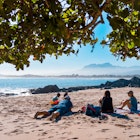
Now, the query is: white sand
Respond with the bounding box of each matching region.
[0,87,140,140]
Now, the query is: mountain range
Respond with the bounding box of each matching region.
[0,63,139,77]
[78,63,140,75]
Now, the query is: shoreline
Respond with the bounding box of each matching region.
[0,76,140,97]
[0,74,140,78]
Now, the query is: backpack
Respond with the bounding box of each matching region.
[85,104,101,117]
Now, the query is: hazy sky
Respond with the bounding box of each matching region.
[0,14,140,75]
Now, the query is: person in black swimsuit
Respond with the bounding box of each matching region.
[99,90,114,113]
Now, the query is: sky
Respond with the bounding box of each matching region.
[0,14,140,75]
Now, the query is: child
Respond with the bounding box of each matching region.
[50,93,60,106]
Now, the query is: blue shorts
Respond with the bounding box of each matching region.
[48,105,67,116]
[130,106,137,112]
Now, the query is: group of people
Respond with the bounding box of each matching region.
[99,90,137,113]
[34,90,138,121]
[34,92,73,121]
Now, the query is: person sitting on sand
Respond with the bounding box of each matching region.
[34,95,73,121]
[50,93,61,106]
[99,90,114,113]
[118,90,137,112]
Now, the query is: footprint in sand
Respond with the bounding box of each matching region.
[38,138,46,140]
[12,120,19,123]
[24,132,30,134]
[129,134,140,138]
[41,122,51,125]
[48,136,54,138]
[70,137,79,139]
[25,122,34,124]
[137,125,140,128]
[101,129,110,132]
[30,125,39,129]
[41,131,48,136]
[115,124,131,128]
[59,137,68,139]
[5,129,23,136]
[38,129,44,132]
[15,125,23,129]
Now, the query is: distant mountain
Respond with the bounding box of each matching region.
[78,63,140,75]
[83,63,117,69]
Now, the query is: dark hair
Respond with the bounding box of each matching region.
[128,90,133,94]
[104,90,110,97]
[64,92,68,97]
[127,91,133,96]
[57,93,60,97]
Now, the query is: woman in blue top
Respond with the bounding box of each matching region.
[119,90,137,112]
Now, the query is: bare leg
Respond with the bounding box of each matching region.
[49,111,60,121]
[34,111,50,119]
[119,100,131,109]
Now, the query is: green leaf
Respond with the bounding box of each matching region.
[31,0,38,3]
[132,11,138,16]
[130,30,135,36]
[0,45,5,49]
[8,55,15,61]
[67,0,72,4]
[128,42,135,49]
[124,17,129,22]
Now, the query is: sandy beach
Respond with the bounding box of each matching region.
[0,87,140,140]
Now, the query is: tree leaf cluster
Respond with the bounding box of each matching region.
[0,0,140,70]
[102,0,140,60]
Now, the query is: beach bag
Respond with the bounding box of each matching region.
[85,104,101,117]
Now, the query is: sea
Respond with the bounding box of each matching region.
[0,77,126,97]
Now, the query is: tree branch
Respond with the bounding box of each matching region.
[69,0,112,33]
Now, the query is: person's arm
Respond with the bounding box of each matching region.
[99,98,102,106]
[99,99,102,103]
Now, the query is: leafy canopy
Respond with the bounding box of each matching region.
[0,0,140,70]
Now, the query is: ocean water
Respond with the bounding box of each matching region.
[0,77,120,96]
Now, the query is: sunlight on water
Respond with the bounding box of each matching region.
[0,77,119,96]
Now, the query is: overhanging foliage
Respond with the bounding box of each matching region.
[0,0,140,70]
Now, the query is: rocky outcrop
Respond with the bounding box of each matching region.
[60,86,95,92]
[99,77,140,89]
[31,77,140,94]
[32,85,60,94]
